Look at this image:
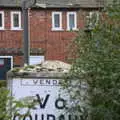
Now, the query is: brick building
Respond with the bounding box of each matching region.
[0,0,105,79]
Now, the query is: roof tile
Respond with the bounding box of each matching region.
[0,0,105,8]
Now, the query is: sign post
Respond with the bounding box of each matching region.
[22,0,36,66]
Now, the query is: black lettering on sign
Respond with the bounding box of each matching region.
[23,115,32,120]
[35,114,38,120]
[55,98,66,109]
[13,114,20,120]
[36,94,50,109]
[68,115,72,120]
[59,115,65,120]
[41,114,44,120]
[47,114,55,120]
[40,79,44,85]
[35,114,44,120]
[53,80,58,85]
[33,80,38,84]
[46,79,51,85]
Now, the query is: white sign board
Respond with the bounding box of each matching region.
[11,78,79,120]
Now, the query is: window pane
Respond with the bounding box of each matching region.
[54,14,60,28]
[69,14,75,29]
[0,14,2,27]
[0,59,4,66]
[14,14,19,27]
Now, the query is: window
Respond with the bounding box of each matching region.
[30,56,44,65]
[89,11,99,25]
[0,11,4,30]
[0,59,4,67]
[86,11,99,28]
[67,12,77,30]
[52,12,62,30]
[11,11,21,30]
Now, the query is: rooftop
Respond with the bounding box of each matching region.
[0,0,105,8]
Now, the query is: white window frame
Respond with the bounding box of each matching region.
[0,11,4,30]
[67,12,77,31]
[0,56,13,69]
[29,56,44,65]
[11,11,21,30]
[52,12,62,31]
[89,11,99,25]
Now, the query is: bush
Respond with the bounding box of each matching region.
[0,80,6,88]
[0,87,37,120]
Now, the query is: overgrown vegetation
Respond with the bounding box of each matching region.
[0,80,37,120]
[0,87,37,120]
[64,1,120,120]
[0,80,6,87]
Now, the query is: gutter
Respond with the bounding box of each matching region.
[35,3,47,8]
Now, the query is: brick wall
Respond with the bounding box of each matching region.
[0,9,23,48]
[30,9,85,61]
[0,8,86,66]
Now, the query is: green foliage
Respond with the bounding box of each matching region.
[65,1,120,120]
[0,80,6,87]
[0,87,37,120]
[0,88,10,120]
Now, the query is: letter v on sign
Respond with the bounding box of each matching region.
[33,80,38,84]
[36,94,50,109]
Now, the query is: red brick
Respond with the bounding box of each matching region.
[0,8,87,66]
